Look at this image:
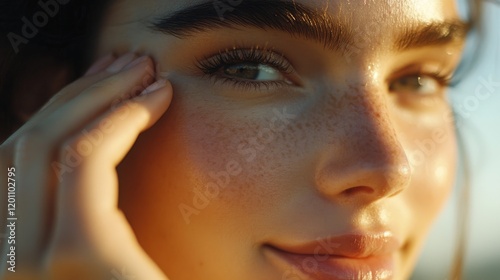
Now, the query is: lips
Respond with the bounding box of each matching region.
[265,232,400,280]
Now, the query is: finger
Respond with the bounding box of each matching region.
[41,52,139,112]
[5,53,136,141]
[13,138,56,266]
[11,55,154,269]
[40,53,135,112]
[84,53,116,76]
[0,135,57,274]
[48,80,172,279]
[57,79,171,220]
[38,55,157,144]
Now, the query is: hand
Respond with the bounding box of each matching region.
[0,53,171,280]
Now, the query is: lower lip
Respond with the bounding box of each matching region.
[266,246,395,280]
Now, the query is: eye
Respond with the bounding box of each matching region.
[223,63,287,82]
[196,48,296,90]
[389,74,450,96]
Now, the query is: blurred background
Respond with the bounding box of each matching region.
[412,0,500,279]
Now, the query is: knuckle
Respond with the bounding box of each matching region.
[59,133,94,162]
[84,75,130,101]
[14,127,51,152]
[82,60,157,102]
[21,125,51,141]
[57,130,108,171]
[83,77,111,95]
[138,59,156,78]
[61,134,82,151]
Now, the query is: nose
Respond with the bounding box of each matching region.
[313,86,412,204]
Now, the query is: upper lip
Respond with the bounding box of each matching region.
[267,231,401,259]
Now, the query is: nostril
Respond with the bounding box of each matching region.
[342,186,375,196]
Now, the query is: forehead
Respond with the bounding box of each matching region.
[106,0,459,25]
[98,0,463,58]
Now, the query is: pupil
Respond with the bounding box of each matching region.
[224,63,260,80]
[402,76,423,88]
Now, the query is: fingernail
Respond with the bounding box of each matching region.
[140,79,167,96]
[106,53,137,73]
[123,55,149,71]
[84,54,115,76]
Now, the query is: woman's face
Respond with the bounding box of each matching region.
[96,0,465,279]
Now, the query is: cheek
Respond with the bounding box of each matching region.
[160,91,302,225]
[401,112,457,228]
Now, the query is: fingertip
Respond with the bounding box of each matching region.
[106,52,138,73]
[143,79,167,95]
[122,55,151,72]
[138,79,173,100]
[84,54,116,76]
[156,79,174,103]
[135,79,173,127]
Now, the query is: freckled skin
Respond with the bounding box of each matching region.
[98,0,463,279]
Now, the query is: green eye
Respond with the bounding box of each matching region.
[197,48,296,90]
[223,63,284,81]
[390,75,447,95]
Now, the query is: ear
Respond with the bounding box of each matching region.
[10,55,73,122]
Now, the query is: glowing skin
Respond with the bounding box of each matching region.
[94,0,465,279]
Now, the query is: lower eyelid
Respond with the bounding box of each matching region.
[197,48,294,73]
[211,75,293,90]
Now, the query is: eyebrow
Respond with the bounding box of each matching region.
[395,20,470,51]
[149,0,469,53]
[150,0,354,52]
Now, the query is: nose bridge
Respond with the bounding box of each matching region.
[347,86,402,163]
[324,80,401,155]
[314,82,412,202]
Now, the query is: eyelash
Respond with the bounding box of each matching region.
[418,71,453,87]
[389,70,453,95]
[195,48,294,90]
[195,47,455,96]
